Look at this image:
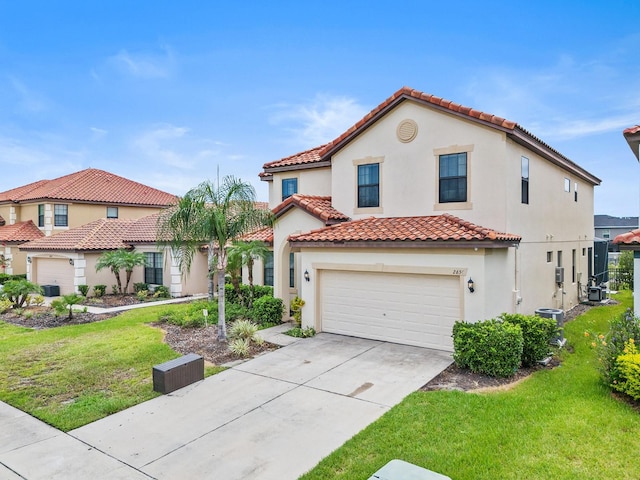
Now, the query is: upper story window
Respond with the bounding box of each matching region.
[54,204,68,227]
[602,230,610,239]
[564,178,571,192]
[574,182,578,202]
[38,204,44,227]
[357,163,379,208]
[107,207,119,219]
[289,252,295,288]
[282,178,298,201]
[521,156,529,204]
[439,153,467,203]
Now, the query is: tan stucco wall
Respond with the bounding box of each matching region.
[268,167,332,209]
[2,247,28,275]
[9,202,165,236]
[295,247,516,332]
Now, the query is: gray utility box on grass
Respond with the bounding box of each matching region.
[153,353,204,394]
[535,308,565,344]
[41,285,60,297]
[369,460,451,479]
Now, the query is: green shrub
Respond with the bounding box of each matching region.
[592,309,640,386]
[30,294,45,306]
[78,284,89,296]
[23,310,33,320]
[229,319,263,345]
[225,283,274,307]
[2,279,43,308]
[0,298,12,313]
[136,290,149,301]
[0,273,26,285]
[252,285,273,301]
[159,300,218,328]
[290,296,305,327]
[612,339,640,400]
[225,303,251,322]
[252,296,284,325]
[229,338,251,357]
[133,282,149,293]
[499,313,557,367]
[153,285,170,298]
[453,319,523,377]
[285,326,316,338]
[50,299,67,317]
[93,285,106,297]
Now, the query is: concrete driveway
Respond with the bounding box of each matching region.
[1,333,452,480]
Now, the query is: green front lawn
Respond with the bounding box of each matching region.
[0,304,223,431]
[301,292,640,480]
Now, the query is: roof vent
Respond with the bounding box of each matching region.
[396,119,418,143]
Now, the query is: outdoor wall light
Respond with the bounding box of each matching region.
[27,257,32,264]
[467,278,475,293]
[304,270,310,282]
[69,258,74,266]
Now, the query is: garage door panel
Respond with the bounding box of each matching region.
[321,270,461,351]
[35,258,74,295]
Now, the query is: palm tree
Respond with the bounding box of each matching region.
[228,240,270,307]
[120,251,148,294]
[158,176,273,341]
[95,249,148,294]
[95,250,124,294]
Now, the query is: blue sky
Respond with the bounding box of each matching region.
[0,1,639,216]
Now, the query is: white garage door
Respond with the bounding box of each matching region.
[320,270,461,351]
[35,258,75,295]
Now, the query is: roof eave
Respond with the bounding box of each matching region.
[288,239,520,249]
[624,131,640,161]
[263,160,332,175]
[509,128,601,185]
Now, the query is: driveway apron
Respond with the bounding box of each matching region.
[6,333,452,480]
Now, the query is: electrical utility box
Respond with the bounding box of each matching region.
[555,267,564,284]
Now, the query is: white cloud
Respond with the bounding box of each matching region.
[90,127,108,140]
[270,93,368,147]
[7,76,47,113]
[107,45,175,79]
[131,124,223,170]
[461,54,640,141]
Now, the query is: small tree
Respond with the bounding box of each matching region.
[95,249,148,294]
[228,240,270,307]
[2,279,43,308]
[61,293,83,320]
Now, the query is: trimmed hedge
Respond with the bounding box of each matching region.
[499,313,557,367]
[252,296,284,325]
[0,273,27,285]
[453,319,523,377]
[224,284,274,307]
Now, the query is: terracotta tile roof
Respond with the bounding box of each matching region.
[261,86,601,185]
[0,180,49,203]
[262,145,327,171]
[0,169,177,206]
[623,125,640,161]
[623,125,640,135]
[0,221,44,243]
[123,212,166,243]
[272,194,350,225]
[613,229,640,246]
[20,218,137,251]
[0,215,5,227]
[288,213,521,246]
[240,226,273,244]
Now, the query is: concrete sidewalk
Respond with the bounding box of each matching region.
[1,333,452,480]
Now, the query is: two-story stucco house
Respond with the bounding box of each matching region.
[0,168,177,287]
[258,87,601,352]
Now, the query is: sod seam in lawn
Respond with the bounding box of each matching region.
[0,304,223,431]
[299,292,640,480]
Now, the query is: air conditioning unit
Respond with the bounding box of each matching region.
[555,267,564,283]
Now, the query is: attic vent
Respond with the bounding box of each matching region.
[396,119,418,143]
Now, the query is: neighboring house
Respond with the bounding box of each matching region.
[614,125,640,317]
[0,168,177,275]
[19,214,208,297]
[257,86,601,352]
[594,214,639,251]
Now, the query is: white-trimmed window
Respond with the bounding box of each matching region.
[54,204,68,227]
[107,207,119,219]
[521,156,529,204]
[282,178,298,201]
[564,178,571,192]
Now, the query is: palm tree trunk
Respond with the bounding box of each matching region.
[247,258,255,308]
[207,243,215,301]
[217,269,227,341]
